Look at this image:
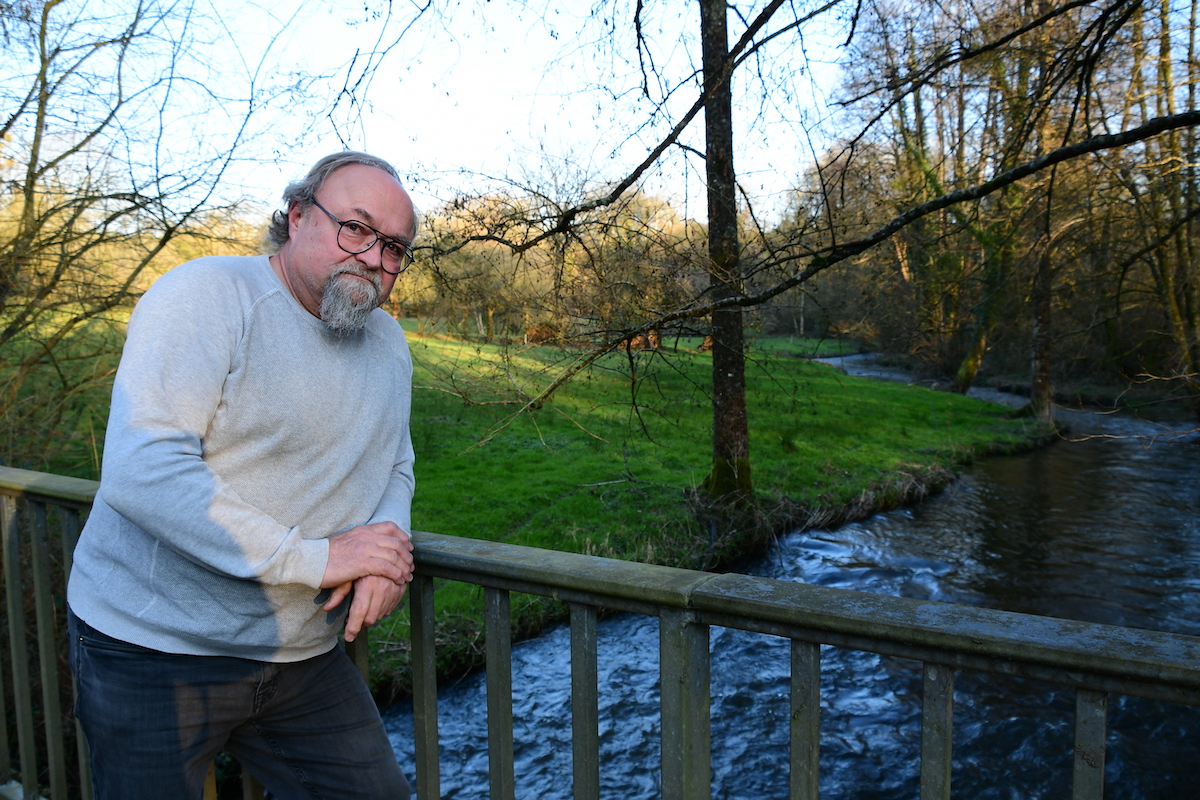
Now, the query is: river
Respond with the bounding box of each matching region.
[383,360,1200,799]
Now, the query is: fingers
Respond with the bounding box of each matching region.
[322,580,354,612]
[366,521,413,545]
[321,524,416,588]
[368,523,415,562]
[342,576,407,642]
[344,594,365,642]
[359,521,412,545]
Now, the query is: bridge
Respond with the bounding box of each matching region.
[3,465,1199,799]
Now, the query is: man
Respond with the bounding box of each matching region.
[67,151,418,799]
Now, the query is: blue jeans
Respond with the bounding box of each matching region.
[68,611,411,800]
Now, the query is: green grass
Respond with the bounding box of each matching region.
[648,332,857,358]
[367,326,1047,698]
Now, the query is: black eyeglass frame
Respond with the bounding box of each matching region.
[310,198,415,275]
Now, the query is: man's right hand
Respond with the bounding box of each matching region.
[320,521,414,589]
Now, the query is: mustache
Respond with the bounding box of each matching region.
[330,265,383,292]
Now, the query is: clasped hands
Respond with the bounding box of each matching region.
[320,521,414,642]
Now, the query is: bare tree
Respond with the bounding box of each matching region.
[0,0,308,472]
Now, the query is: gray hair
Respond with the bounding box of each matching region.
[267,151,419,248]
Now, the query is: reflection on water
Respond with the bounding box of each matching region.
[385,415,1200,799]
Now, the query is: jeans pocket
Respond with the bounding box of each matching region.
[69,609,158,666]
[77,630,153,656]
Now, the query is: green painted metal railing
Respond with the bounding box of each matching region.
[4,465,1200,799]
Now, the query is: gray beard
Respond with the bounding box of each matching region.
[320,268,382,334]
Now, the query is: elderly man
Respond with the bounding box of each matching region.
[67,151,418,799]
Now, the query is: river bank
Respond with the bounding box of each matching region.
[837,351,1200,424]
[365,341,1055,702]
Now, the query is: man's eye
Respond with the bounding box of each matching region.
[383,241,407,259]
[343,221,369,236]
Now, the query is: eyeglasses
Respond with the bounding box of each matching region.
[310,198,415,275]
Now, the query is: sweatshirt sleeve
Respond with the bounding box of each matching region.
[98,263,329,589]
[367,428,416,533]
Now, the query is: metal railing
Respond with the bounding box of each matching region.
[4,465,1200,799]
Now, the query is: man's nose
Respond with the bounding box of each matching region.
[355,239,386,270]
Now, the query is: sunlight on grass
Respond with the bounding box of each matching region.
[368,327,1045,695]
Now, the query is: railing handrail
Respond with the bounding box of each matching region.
[0,466,97,507]
[410,530,1200,704]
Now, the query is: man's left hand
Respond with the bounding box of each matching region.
[324,575,407,642]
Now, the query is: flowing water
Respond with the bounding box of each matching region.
[384,365,1200,798]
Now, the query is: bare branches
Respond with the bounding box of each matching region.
[449,107,1200,430]
[428,105,1200,395]
[0,0,314,470]
[833,111,1194,252]
[424,0,843,259]
[326,0,435,145]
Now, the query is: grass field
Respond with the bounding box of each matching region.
[366,325,1047,697]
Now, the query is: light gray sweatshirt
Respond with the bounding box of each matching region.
[67,255,415,662]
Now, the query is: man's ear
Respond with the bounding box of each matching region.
[287,201,305,236]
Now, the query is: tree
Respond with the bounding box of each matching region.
[780,0,1200,413]
[1106,0,1200,409]
[0,0,305,473]
[698,0,752,500]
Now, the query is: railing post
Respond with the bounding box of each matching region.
[484,587,515,800]
[58,505,93,800]
[659,608,710,800]
[570,603,600,800]
[920,662,954,800]
[1073,689,1108,800]
[790,640,820,800]
[410,573,439,799]
[345,628,370,682]
[0,498,12,785]
[30,502,68,799]
[2,495,39,800]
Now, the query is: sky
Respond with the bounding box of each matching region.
[201,0,849,225]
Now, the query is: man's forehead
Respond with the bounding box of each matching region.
[352,205,414,244]
[323,167,413,240]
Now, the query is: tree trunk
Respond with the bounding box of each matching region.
[951,327,988,394]
[698,0,752,501]
[1028,244,1055,423]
